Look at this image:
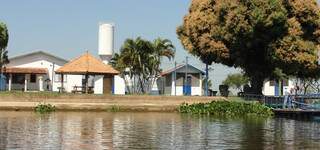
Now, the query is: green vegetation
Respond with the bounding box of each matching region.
[179,101,273,117]
[0,91,112,98]
[177,0,320,94]
[227,96,249,102]
[0,22,9,74]
[223,73,249,92]
[0,91,63,97]
[34,103,55,113]
[106,105,121,112]
[219,85,229,97]
[111,37,175,94]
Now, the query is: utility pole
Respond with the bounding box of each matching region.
[204,62,214,96]
[174,61,177,96]
[173,49,177,96]
[184,56,189,96]
[51,62,55,91]
[205,63,209,96]
[0,51,3,91]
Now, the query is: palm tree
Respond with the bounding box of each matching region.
[146,38,175,93]
[111,53,132,93]
[111,37,175,94]
[0,22,9,77]
[120,37,153,93]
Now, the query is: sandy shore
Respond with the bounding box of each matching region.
[0,94,224,112]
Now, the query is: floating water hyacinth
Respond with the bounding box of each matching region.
[179,101,273,117]
[34,103,56,113]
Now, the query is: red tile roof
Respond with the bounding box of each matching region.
[56,52,119,75]
[3,67,48,74]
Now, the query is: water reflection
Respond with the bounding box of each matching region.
[0,111,319,149]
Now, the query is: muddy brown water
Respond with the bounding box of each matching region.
[0,111,319,150]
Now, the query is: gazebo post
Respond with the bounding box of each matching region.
[85,74,88,94]
[61,74,64,93]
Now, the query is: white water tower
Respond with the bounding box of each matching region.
[98,23,114,64]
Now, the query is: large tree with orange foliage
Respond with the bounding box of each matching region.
[177,0,320,94]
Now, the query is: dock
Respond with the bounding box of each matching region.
[273,109,320,119]
[241,94,320,119]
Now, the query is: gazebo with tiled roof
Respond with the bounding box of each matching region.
[56,52,119,93]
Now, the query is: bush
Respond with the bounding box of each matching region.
[179,101,273,117]
[34,103,55,113]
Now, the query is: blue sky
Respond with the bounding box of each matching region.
[0,0,239,91]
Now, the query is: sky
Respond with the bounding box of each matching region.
[0,0,239,91]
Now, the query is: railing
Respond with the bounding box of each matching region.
[240,93,264,101]
[240,94,320,110]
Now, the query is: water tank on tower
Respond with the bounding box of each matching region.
[98,23,114,64]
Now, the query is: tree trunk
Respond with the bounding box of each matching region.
[138,76,145,94]
[122,75,131,94]
[249,76,264,95]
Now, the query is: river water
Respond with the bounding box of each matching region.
[0,111,319,150]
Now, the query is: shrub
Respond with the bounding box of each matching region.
[34,103,55,113]
[179,101,273,117]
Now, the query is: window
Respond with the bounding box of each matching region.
[55,74,67,82]
[12,74,25,84]
[30,74,36,83]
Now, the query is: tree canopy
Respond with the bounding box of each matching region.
[111,37,175,94]
[177,0,320,94]
[222,73,249,92]
[0,22,9,74]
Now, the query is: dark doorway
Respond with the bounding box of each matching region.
[103,75,113,94]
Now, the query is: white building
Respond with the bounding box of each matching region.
[3,50,124,94]
[3,51,73,92]
[158,64,205,96]
[2,23,126,95]
[262,79,295,96]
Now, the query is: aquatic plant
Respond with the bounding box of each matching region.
[34,103,55,113]
[179,101,273,117]
[106,105,121,112]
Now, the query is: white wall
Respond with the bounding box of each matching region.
[94,75,104,94]
[262,81,275,96]
[166,86,202,96]
[262,79,295,96]
[63,75,83,92]
[114,75,125,95]
[175,86,183,96]
[191,86,202,96]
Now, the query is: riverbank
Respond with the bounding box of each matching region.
[0,92,225,111]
